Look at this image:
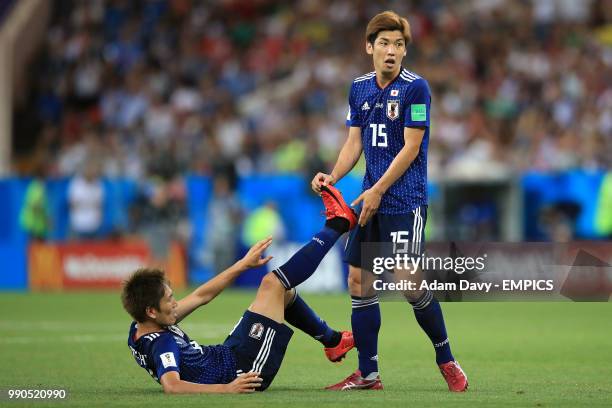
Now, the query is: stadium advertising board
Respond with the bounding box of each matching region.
[29,241,185,290]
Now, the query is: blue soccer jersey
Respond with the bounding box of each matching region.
[127,322,237,385]
[346,68,431,214]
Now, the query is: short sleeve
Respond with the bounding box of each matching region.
[151,335,181,380]
[346,82,361,127]
[403,79,431,128]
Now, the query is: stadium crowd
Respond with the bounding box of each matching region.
[25,0,611,181]
[13,0,612,250]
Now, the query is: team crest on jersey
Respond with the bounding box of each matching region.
[249,323,264,340]
[387,100,400,120]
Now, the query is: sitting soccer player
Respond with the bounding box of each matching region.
[122,185,357,393]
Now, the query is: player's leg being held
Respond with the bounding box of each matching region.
[274,185,357,360]
[248,184,357,321]
[272,184,357,289]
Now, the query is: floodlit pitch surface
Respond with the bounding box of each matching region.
[1,291,611,407]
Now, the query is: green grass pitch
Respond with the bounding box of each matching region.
[1,290,611,407]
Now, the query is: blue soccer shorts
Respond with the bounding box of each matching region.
[345,205,427,269]
[223,310,293,391]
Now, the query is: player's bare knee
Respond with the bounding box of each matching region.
[402,289,424,303]
[347,274,361,290]
[260,272,286,295]
[347,267,363,296]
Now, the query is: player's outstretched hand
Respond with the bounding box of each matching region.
[311,172,335,194]
[224,372,263,393]
[352,188,382,226]
[240,237,273,269]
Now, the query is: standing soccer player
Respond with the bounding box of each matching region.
[311,11,468,391]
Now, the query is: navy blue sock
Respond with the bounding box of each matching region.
[351,295,381,377]
[284,291,339,347]
[411,290,454,365]
[273,227,341,289]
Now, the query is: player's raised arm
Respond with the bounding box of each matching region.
[175,237,273,322]
[311,126,363,194]
[160,371,263,394]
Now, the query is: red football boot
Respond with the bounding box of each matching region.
[324,331,354,362]
[439,361,468,392]
[325,370,383,390]
[320,184,357,230]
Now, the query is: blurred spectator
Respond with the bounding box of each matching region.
[241,202,285,247]
[201,175,242,274]
[539,202,582,242]
[595,172,612,238]
[19,162,50,241]
[68,161,104,240]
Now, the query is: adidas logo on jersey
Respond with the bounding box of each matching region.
[361,102,370,110]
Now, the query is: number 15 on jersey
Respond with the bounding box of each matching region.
[370,124,387,147]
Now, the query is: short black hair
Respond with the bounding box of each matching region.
[121,268,168,322]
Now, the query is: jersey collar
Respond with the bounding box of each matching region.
[375,68,403,90]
